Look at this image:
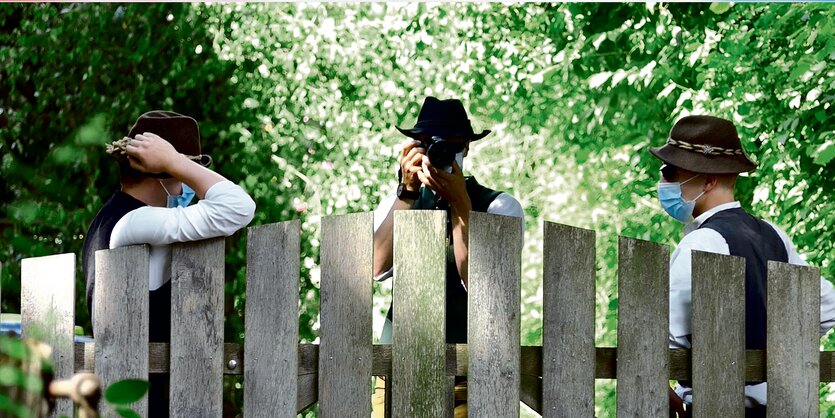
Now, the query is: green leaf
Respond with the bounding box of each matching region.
[811,137,835,166]
[0,338,29,361]
[709,2,732,15]
[114,406,141,418]
[104,379,149,405]
[0,366,19,386]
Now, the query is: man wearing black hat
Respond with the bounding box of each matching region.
[649,115,835,417]
[370,97,523,416]
[82,111,256,415]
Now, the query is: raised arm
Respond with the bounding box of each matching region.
[373,140,425,276]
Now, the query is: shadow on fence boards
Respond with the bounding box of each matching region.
[6,210,833,417]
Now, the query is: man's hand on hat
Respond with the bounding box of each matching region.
[125,132,183,174]
[399,139,425,192]
[418,157,471,213]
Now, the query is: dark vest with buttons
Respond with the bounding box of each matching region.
[697,207,788,350]
[82,191,172,343]
[386,176,503,343]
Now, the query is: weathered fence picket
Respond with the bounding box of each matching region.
[6,213,835,417]
[542,222,596,418]
[468,212,523,417]
[169,238,225,417]
[392,210,447,417]
[243,221,300,418]
[766,261,820,417]
[319,213,374,418]
[691,251,746,418]
[616,237,669,418]
[21,253,76,418]
[94,245,150,417]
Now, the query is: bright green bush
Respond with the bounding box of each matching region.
[2,3,833,416]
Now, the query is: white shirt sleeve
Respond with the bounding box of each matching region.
[373,192,397,234]
[668,228,730,346]
[766,221,835,336]
[109,181,256,291]
[110,180,256,248]
[372,193,398,282]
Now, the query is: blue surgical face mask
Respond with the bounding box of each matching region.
[159,181,196,208]
[454,152,464,170]
[657,175,705,223]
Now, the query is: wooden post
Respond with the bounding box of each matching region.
[691,251,746,418]
[542,222,595,417]
[169,238,225,417]
[318,213,374,418]
[392,210,447,417]
[94,245,150,417]
[21,253,76,418]
[244,221,301,418]
[617,237,669,418]
[468,212,523,417]
[767,261,820,417]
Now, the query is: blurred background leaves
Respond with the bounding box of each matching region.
[1,3,833,416]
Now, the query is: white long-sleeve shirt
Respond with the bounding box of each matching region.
[669,201,835,406]
[110,180,256,290]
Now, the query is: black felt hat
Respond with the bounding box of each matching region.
[649,115,757,174]
[396,96,491,141]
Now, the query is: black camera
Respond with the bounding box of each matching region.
[421,136,466,168]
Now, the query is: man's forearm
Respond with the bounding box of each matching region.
[450,202,471,287]
[373,197,415,276]
[165,154,227,198]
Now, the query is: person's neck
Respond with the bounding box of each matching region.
[693,189,735,218]
[121,178,166,207]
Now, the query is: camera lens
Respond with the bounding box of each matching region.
[427,141,456,168]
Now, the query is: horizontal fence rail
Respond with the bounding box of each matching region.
[5,212,830,417]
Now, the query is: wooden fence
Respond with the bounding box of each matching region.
[5,211,833,417]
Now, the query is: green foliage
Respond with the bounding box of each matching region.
[104,379,149,405]
[2,3,833,416]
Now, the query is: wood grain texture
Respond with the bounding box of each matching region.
[318,213,374,418]
[169,238,225,418]
[767,261,820,418]
[542,222,595,418]
[21,253,75,418]
[392,210,447,417]
[690,251,746,418]
[94,245,150,418]
[244,221,301,418]
[616,237,669,418]
[468,212,523,417]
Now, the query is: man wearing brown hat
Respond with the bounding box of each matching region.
[649,115,835,417]
[370,97,523,416]
[81,111,255,415]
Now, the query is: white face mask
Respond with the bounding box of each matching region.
[454,152,464,170]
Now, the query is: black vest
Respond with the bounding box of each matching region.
[698,207,788,350]
[386,177,503,343]
[82,192,171,342]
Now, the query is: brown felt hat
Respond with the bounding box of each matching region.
[649,115,757,174]
[128,111,210,164]
[127,111,212,178]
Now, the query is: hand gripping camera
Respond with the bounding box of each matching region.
[422,136,466,169]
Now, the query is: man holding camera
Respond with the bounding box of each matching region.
[371,96,523,416]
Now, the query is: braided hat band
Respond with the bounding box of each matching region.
[666,137,744,157]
